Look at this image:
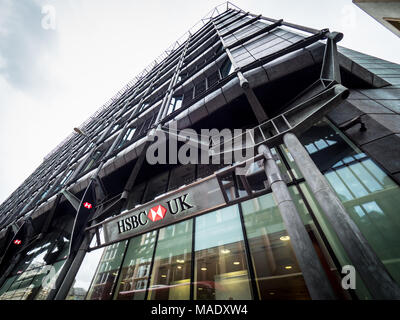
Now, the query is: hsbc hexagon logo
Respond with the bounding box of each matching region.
[148,204,167,222]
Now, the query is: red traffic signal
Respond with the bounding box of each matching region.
[13,239,22,245]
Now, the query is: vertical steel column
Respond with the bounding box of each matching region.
[157,37,192,123]
[120,35,193,201]
[283,132,400,299]
[53,232,93,300]
[258,144,335,300]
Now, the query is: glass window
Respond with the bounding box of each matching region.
[182,88,194,107]
[166,95,183,116]
[0,276,17,298]
[118,127,136,149]
[39,183,53,201]
[85,240,127,300]
[59,169,73,187]
[147,220,192,300]
[284,119,400,293]
[138,102,150,114]
[84,150,102,172]
[194,81,206,97]
[241,192,311,300]
[114,231,157,300]
[194,206,252,300]
[327,159,400,284]
[33,260,65,300]
[219,58,234,78]
[110,124,119,134]
[0,228,71,300]
[66,240,104,300]
[207,71,220,89]
[299,182,372,299]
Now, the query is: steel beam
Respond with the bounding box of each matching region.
[212,17,269,123]
[220,15,260,38]
[247,12,321,35]
[61,189,81,211]
[227,19,283,50]
[52,232,93,300]
[321,32,343,84]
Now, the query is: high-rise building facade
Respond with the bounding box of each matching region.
[0,3,400,300]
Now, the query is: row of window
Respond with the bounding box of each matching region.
[68,194,311,300]
[179,59,234,111]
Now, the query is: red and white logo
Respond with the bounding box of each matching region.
[83,202,92,209]
[148,205,167,222]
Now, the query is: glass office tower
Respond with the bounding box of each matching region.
[1,3,400,300]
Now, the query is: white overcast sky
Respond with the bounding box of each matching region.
[0,0,399,204]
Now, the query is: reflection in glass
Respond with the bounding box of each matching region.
[66,238,104,300]
[299,182,372,299]
[241,193,311,300]
[0,276,17,298]
[148,221,192,300]
[219,58,234,78]
[34,260,65,300]
[114,231,157,300]
[166,96,183,115]
[326,159,400,284]
[288,119,400,295]
[0,229,71,300]
[194,206,252,300]
[86,241,127,300]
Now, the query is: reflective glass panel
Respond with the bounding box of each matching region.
[66,239,104,300]
[0,227,71,300]
[148,220,192,300]
[299,182,372,299]
[241,192,311,300]
[194,206,252,300]
[114,231,157,300]
[284,119,400,292]
[86,240,127,300]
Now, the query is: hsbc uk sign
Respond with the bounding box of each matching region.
[116,194,193,235]
[103,177,225,244]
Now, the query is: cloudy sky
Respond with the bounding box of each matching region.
[0,0,399,204]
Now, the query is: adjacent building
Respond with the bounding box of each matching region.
[353,0,400,37]
[1,3,400,300]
